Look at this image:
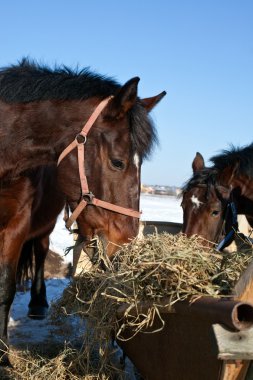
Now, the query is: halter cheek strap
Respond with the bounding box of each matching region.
[57,96,141,229]
[57,96,112,165]
[216,202,238,251]
[216,201,253,251]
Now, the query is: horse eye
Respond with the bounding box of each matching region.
[111,159,125,170]
[211,210,220,217]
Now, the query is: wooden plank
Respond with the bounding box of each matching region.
[141,220,182,235]
[213,324,253,360]
[220,361,250,380]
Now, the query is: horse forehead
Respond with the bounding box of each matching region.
[102,123,130,146]
[190,194,203,208]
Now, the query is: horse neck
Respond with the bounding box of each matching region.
[231,175,253,202]
[233,194,253,218]
[0,99,94,178]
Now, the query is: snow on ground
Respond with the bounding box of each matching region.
[140,193,182,223]
[9,278,73,346]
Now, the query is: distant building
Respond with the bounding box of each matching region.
[141,184,154,194]
[141,184,181,196]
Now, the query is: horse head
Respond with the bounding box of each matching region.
[57,78,166,257]
[181,152,233,246]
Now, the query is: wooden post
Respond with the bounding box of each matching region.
[214,256,253,380]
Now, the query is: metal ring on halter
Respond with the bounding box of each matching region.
[75,133,87,144]
[83,191,94,204]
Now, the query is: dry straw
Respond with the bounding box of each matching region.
[56,233,252,335]
[6,232,252,379]
[1,346,125,380]
[50,233,252,376]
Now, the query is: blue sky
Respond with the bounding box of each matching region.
[1,1,252,186]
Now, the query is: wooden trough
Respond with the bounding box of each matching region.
[117,297,253,380]
[73,220,253,380]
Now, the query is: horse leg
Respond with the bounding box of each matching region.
[28,233,50,319]
[0,256,16,365]
[0,224,30,365]
[0,177,35,365]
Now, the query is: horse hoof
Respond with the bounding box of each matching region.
[28,305,48,320]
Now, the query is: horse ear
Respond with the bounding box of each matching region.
[140,91,166,112]
[104,77,140,119]
[192,152,205,173]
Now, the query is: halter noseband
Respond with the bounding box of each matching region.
[57,96,141,230]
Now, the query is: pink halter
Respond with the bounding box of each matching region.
[57,96,141,229]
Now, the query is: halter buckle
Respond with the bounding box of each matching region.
[75,133,87,144]
[83,191,94,204]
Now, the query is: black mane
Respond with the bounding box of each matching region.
[0,58,157,159]
[182,143,253,194]
[0,58,120,102]
[210,143,253,179]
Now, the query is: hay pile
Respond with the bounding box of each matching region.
[6,232,252,379]
[47,232,252,378]
[56,233,252,326]
[2,346,125,380]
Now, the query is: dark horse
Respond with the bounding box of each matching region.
[181,144,253,249]
[0,59,166,364]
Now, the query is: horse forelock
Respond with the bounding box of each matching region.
[0,58,157,161]
[181,168,218,196]
[129,102,158,160]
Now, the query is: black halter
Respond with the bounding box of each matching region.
[216,200,253,251]
[216,201,238,251]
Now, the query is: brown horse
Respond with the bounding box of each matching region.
[181,145,253,249]
[0,59,166,364]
